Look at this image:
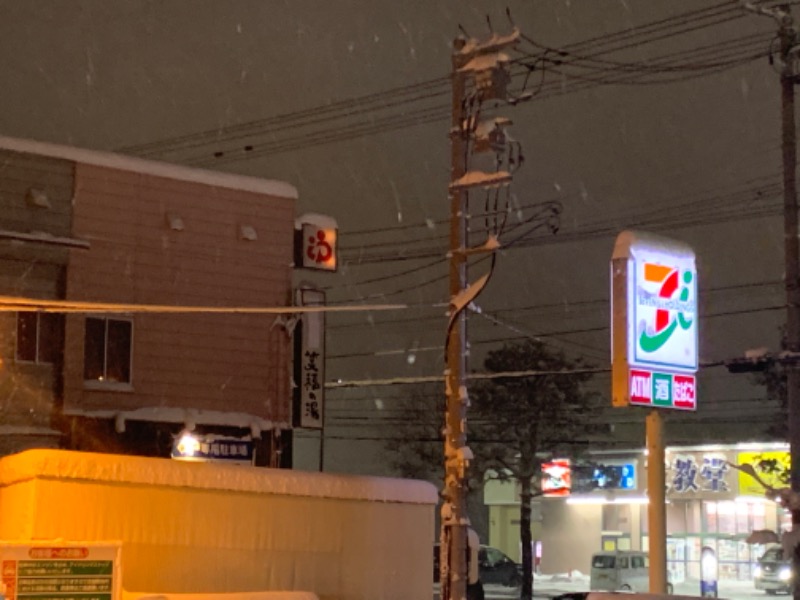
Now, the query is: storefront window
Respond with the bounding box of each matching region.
[704,500,765,535]
[667,538,686,581]
[716,501,736,534]
[704,502,718,532]
[718,538,739,579]
[685,537,702,579]
[736,502,749,533]
[781,507,792,534]
[752,503,766,530]
[698,501,778,580]
[737,539,752,579]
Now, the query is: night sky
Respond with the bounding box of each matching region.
[0,1,788,473]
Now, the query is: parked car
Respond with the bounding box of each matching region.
[434,544,523,587]
[590,550,674,595]
[754,545,793,594]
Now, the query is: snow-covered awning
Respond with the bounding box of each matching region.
[62,407,288,439]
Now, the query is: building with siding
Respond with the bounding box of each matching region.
[0,136,298,466]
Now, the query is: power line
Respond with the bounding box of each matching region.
[118,2,763,165]
[338,179,779,263]
[331,173,780,270]
[187,36,763,166]
[321,188,782,305]
[325,303,785,368]
[118,76,451,157]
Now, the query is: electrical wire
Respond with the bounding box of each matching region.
[118,1,767,164]
[119,77,451,157]
[333,174,781,267]
[321,185,782,305]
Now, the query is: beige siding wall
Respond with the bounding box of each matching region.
[0,149,74,242]
[63,163,294,421]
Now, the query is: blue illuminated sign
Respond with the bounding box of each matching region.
[594,463,636,490]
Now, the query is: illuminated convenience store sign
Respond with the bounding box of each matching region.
[611,231,698,410]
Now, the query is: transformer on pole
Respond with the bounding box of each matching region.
[441,25,520,600]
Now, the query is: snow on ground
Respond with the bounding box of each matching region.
[438,571,767,599]
[477,572,768,600]
[534,574,763,598]
[534,570,591,584]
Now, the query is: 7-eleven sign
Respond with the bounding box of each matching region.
[611,231,698,410]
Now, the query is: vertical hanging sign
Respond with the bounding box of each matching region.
[611,231,698,410]
[293,286,325,429]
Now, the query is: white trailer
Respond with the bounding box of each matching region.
[0,449,437,600]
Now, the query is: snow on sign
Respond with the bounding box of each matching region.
[610,231,698,410]
[0,542,120,600]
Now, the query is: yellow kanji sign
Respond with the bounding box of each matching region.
[737,451,790,496]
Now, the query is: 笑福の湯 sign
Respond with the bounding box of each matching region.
[611,231,698,410]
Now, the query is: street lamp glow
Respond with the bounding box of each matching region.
[176,432,200,457]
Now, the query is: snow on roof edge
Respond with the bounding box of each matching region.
[62,406,289,436]
[0,135,298,200]
[0,449,440,506]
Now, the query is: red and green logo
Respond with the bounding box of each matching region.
[639,263,694,354]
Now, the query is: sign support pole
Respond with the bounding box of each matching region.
[646,409,667,594]
[778,17,800,600]
[612,231,696,596]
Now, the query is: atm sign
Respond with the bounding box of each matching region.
[630,369,696,410]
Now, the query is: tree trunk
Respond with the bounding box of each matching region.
[520,476,534,600]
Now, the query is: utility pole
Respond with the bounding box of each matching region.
[742,4,800,599]
[442,36,470,600]
[441,25,520,600]
[780,14,800,600]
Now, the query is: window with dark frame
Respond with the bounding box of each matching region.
[83,316,132,384]
[16,312,61,364]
